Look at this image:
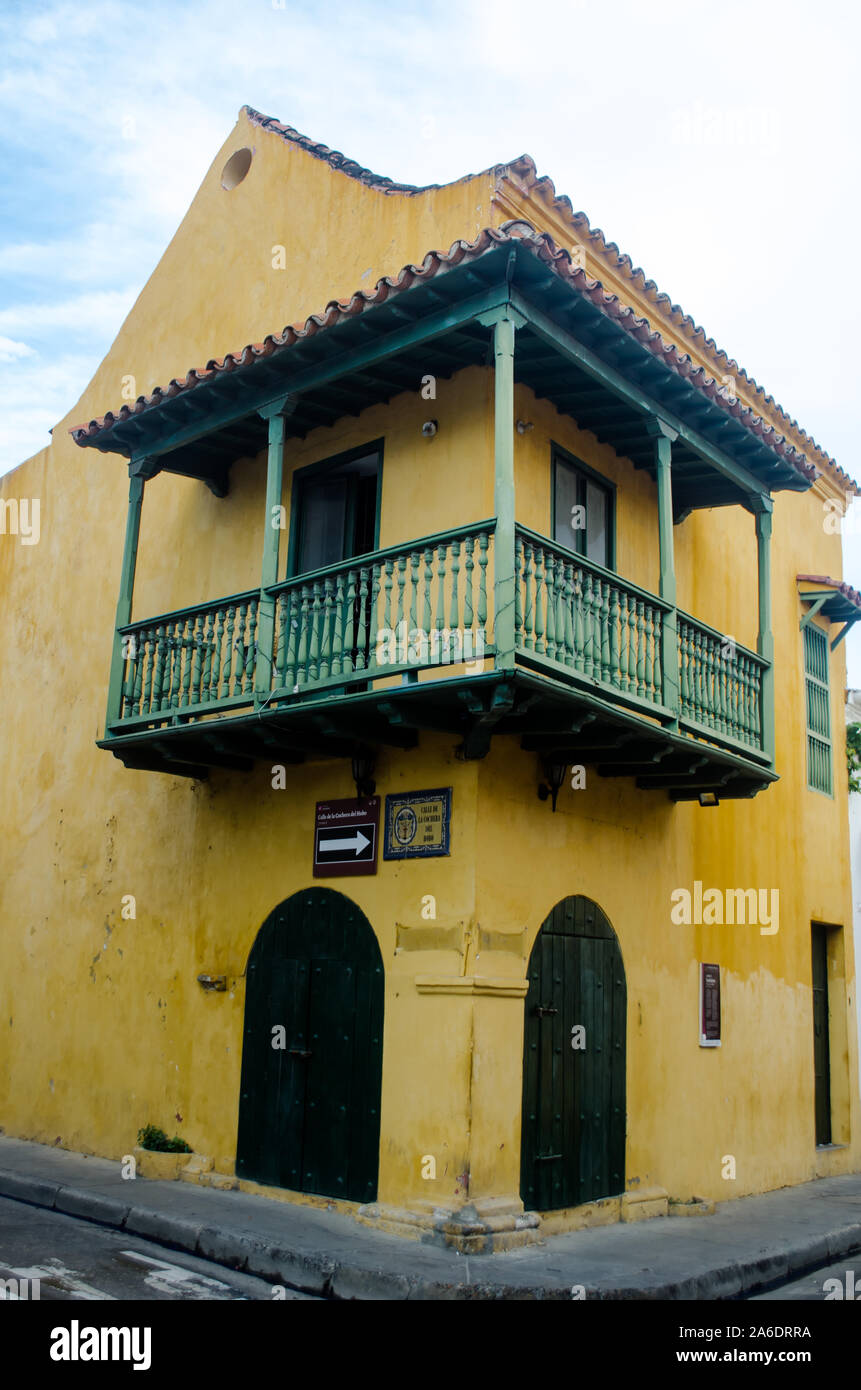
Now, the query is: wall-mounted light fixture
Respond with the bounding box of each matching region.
[698,791,720,808]
[197,974,227,992]
[537,759,567,812]
[352,750,376,799]
[422,420,438,438]
[516,419,534,435]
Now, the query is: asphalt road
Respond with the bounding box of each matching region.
[1,1193,858,1302]
[0,1196,318,1301]
[749,1255,861,1301]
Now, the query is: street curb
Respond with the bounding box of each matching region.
[2,1167,861,1300]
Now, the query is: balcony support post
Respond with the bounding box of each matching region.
[105,457,157,734]
[754,499,775,765]
[479,302,525,674]
[650,419,680,727]
[256,396,294,699]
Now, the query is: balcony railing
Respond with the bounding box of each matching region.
[515,528,670,713]
[114,521,496,727]
[111,518,768,763]
[513,526,767,758]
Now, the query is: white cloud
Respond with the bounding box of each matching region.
[0,290,137,340]
[0,337,37,364]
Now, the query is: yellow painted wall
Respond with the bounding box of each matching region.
[0,107,857,1219]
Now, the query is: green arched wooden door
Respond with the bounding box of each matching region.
[520,895,626,1211]
[236,887,384,1203]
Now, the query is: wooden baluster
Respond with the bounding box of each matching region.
[641,606,653,699]
[735,656,746,741]
[477,532,489,645]
[356,568,370,670]
[560,561,574,668]
[481,536,489,650]
[616,592,628,690]
[189,614,203,706]
[701,634,713,728]
[141,630,155,715]
[435,544,447,659]
[282,591,298,689]
[127,631,142,716]
[652,610,662,701]
[449,540,460,638]
[296,587,311,686]
[320,577,334,680]
[308,583,322,682]
[275,594,288,684]
[573,566,585,672]
[636,600,646,697]
[221,605,235,697]
[207,607,219,702]
[177,617,191,709]
[194,614,208,706]
[166,621,180,711]
[368,562,382,671]
[331,574,345,679]
[600,581,611,683]
[545,552,557,660]
[231,604,246,695]
[150,627,162,711]
[608,585,621,688]
[534,547,546,656]
[396,555,408,659]
[556,557,568,666]
[342,573,356,677]
[246,600,259,692]
[590,580,602,681]
[708,637,719,729]
[523,542,534,651]
[720,643,729,733]
[582,572,594,677]
[421,551,432,651]
[628,594,640,693]
[513,534,522,650]
[409,551,420,657]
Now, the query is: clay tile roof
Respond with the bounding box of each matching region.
[495,156,855,495]
[797,575,861,611]
[69,221,828,491]
[238,110,853,493]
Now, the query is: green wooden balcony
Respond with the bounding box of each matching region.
[100,518,773,799]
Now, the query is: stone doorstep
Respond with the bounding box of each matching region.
[356,1197,542,1253]
[668,1196,716,1217]
[620,1186,670,1222]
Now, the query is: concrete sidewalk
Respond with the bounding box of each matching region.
[1,1135,860,1300]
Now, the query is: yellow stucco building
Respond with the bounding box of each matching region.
[1,107,858,1249]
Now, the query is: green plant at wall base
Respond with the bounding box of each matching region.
[137,1123,192,1153]
[847,723,861,794]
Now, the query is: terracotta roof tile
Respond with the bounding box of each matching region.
[797,574,861,610]
[241,110,851,491]
[500,156,853,493]
[69,222,823,490]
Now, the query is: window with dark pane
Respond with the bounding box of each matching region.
[552,449,613,569]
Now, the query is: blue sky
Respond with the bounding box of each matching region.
[2,0,860,674]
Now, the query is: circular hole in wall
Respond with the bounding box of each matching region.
[221,147,253,191]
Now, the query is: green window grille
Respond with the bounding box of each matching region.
[804,624,832,794]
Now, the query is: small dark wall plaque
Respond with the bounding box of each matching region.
[384,788,452,859]
[699,962,721,1047]
[314,796,379,877]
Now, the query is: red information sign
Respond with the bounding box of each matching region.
[314,797,380,878]
[699,962,721,1046]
